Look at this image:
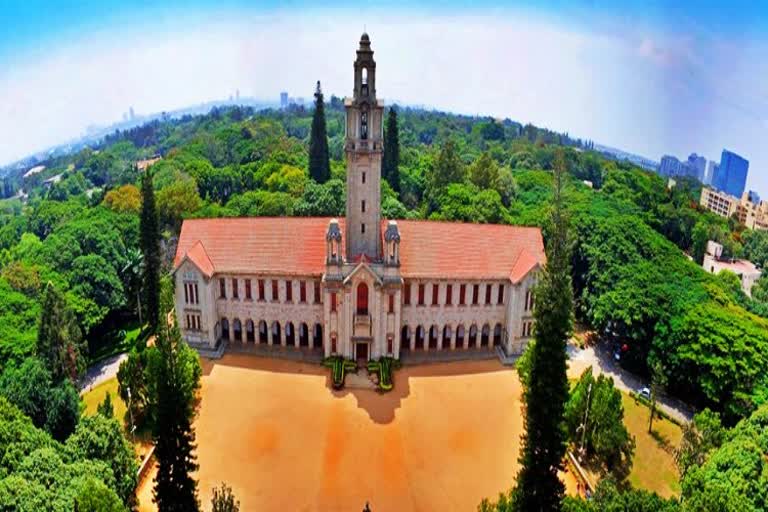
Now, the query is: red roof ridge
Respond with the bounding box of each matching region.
[182,240,215,278]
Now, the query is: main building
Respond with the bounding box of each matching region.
[173,34,544,361]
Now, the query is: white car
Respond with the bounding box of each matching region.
[638,387,651,400]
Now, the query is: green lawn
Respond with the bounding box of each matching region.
[622,392,682,498]
[82,377,128,423]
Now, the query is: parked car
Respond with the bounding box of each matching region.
[638,387,651,400]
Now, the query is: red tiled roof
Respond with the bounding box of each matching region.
[174,217,545,282]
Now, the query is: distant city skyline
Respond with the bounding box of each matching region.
[1,1,767,192]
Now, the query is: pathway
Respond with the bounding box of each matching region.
[567,342,694,423]
[79,352,128,393]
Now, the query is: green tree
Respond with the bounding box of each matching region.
[97,392,115,418]
[211,483,240,512]
[152,323,200,512]
[308,81,331,183]
[36,283,85,382]
[121,247,144,325]
[382,108,401,194]
[511,150,573,511]
[139,172,161,332]
[426,140,465,212]
[73,477,128,512]
[560,480,679,512]
[675,409,724,480]
[648,359,667,434]
[156,179,203,230]
[469,151,500,190]
[564,367,635,479]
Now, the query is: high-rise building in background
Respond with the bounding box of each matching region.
[714,149,749,198]
[748,190,761,204]
[280,92,288,108]
[659,155,682,177]
[705,160,719,185]
[686,153,706,181]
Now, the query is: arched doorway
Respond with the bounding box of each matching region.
[286,322,295,346]
[232,319,242,342]
[469,325,478,348]
[299,323,309,347]
[493,324,503,346]
[221,318,230,341]
[313,324,323,349]
[429,325,438,349]
[415,325,425,350]
[456,325,465,348]
[443,325,453,348]
[271,321,281,345]
[481,324,490,347]
[357,282,369,315]
[259,321,268,344]
[401,325,410,350]
[246,319,255,343]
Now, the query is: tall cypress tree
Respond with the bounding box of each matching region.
[512,150,572,511]
[382,107,401,194]
[153,322,200,512]
[140,171,161,332]
[308,81,331,183]
[37,282,85,383]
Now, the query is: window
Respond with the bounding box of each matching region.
[387,336,393,355]
[445,284,453,306]
[286,281,293,302]
[184,282,199,305]
[497,284,505,305]
[361,111,368,139]
[245,279,252,300]
[418,284,425,306]
[362,172,366,184]
[331,292,337,312]
[522,321,534,337]
[484,284,491,305]
[404,283,411,305]
[432,284,439,306]
[357,282,369,315]
[232,278,239,299]
[272,280,279,301]
[362,200,366,213]
[388,293,394,313]
[258,279,265,300]
[525,289,534,311]
[300,281,306,303]
[459,284,466,305]
[314,281,321,303]
[331,335,337,354]
[472,284,479,305]
[361,223,366,234]
[185,314,201,331]
[219,279,226,299]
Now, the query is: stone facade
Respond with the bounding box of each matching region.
[172,34,542,361]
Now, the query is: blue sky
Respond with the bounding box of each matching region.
[1,1,767,192]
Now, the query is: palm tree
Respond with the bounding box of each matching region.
[121,247,144,325]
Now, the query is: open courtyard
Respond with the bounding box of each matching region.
[137,354,576,511]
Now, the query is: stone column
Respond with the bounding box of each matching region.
[438,327,444,351]
[409,329,415,351]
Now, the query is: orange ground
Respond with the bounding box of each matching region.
[138,355,577,511]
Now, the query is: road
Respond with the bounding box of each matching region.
[79,352,128,394]
[567,342,693,424]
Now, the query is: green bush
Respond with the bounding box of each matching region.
[366,357,400,392]
[323,356,356,389]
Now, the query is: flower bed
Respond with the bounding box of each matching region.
[367,357,401,392]
[323,356,357,389]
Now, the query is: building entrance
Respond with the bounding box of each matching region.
[356,342,369,362]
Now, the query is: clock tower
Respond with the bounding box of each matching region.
[344,32,384,261]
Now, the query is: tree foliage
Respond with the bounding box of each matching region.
[139,172,161,331]
[308,81,331,183]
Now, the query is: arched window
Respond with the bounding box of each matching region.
[271,321,281,344]
[481,324,490,347]
[443,325,452,346]
[429,325,438,349]
[299,323,309,347]
[259,321,268,343]
[286,322,295,346]
[415,325,425,350]
[362,67,368,85]
[313,324,323,348]
[361,111,368,140]
[469,325,478,348]
[456,325,465,348]
[357,282,369,315]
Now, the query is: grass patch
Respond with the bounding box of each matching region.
[621,392,682,498]
[82,377,128,422]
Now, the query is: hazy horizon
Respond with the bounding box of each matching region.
[1,1,767,191]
